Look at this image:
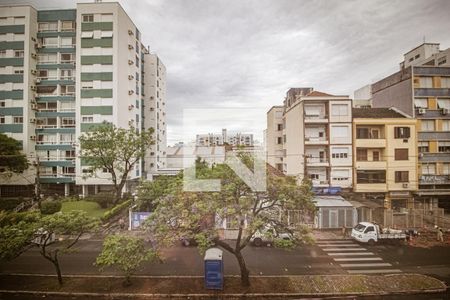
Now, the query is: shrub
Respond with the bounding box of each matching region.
[273,238,296,249]
[40,201,62,215]
[88,192,113,209]
[101,199,132,223]
[0,197,27,211]
[0,211,41,227]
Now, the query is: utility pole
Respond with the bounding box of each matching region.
[34,154,41,209]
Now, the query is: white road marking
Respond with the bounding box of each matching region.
[347,269,402,274]
[319,244,358,247]
[323,248,366,251]
[340,263,392,268]
[334,257,382,262]
[328,252,374,256]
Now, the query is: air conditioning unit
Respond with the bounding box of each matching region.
[128,44,134,50]
[128,60,133,65]
[128,90,134,95]
[128,29,133,35]
[128,119,134,126]
[31,69,37,75]
[35,43,42,49]
[30,99,36,105]
[31,37,36,42]
[128,105,134,110]
[30,118,36,123]
[128,75,134,80]
[402,183,409,188]
[442,108,449,115]
[418,108,426,115]
[30,86,37,91]
[30,135,36,141]
[35,78,41,83]
[34,93,39,98]
[31,53,37,59]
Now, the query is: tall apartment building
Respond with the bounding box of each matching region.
[270,88,353,189]
[196,128,254,147]
[371,43,450,211]
[352,108,418,210]
[0,3,166,197]
[265,106,284,171]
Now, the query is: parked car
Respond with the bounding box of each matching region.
[31,228,56,245]
[250,226,293,247]
[351,222,407,245]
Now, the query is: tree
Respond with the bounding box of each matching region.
[0,133,29,174]
[145,153,315,287]
[136,175,180,211]
[79,124,154,204]
[96,234,158,286]
[0,211,97,286]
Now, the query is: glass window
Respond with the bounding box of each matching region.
[38,22,58,32]
[61,37,75,47]
[443,120,450,131]
[81,31,94,39]
[438,141,450,153]
[13,116,23,123]
[443,163,450,175]
[414,98,428,108]
[441,77,450,88]
[83,15,94,22]
[331,104,348,116]
[14,50,24,57]
[419,77,433,88]
[394,127,410,138]
[332,147,348,159]
[331,126,349,138]
[61,21,75,32]
[421,120,435,131]
[0,50,6,57]
[418,141,429,153]
[82,116,93,123]
[395,171,409,183]
[422,164,436,175]
[43,37,58,47]
[356,148,367,161]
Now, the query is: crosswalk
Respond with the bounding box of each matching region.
[317,239,402,274]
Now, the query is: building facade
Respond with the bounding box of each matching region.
[270,88,353,189]
[196,128,253,147]
[371,43,450,211]
[352,108,418,210]
[265,106,284,171]
[0,3,166,197]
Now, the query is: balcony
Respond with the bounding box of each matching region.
[312,179,330,187]
[419,175,450,185]
[304,115,328,123]
[418,131,450,141]
[419,152,450,163]
[355,160,387,169]
[307,158,329,167]
[304,137,328,145]
[355,139,386,148]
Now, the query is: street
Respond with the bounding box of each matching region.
[1,239,450,285]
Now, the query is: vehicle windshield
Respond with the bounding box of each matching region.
[354,224,366,232]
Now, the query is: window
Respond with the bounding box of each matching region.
[42,37,58,47]
[136,100,139,109]
[0,50,6,57]
[60,53,75,63]
[136,41,139,53]
[441,77,450,88]
[332,169,349,181]
[14,70,24,74]
[437,99,450,109]
[438,141,450,152]
[443,163,450,175]
[61,37,75,47]
[419,77,433,88]
[364,226,375,233]
[82,116,93,123]
[0,116,4,124]
[276,163,283,171]
[0,101,5,107]
[37,53,57,64]
[60,85,75,95]
[438,57,448,66]
[443,120,450,131]
[422,163,436,175]
[331,126,349,138]
[394,127,410,138]
[356,148,367,161]
[81,82,93,89]
[61,21,75,32]
[414,98,428,108]
[356,170,386,184]
[373,151,380,161]
[395,149,408,160]
[61,117,75,127]
[395,171,409,183]
[14,50,24,57]
[38,22,58,32]
[83,14,94,22]
[331,104,348,116]
[304,104,323,116]
[277,124,283,131]
[101,31,113,38]
[135,55,139,67]
[81,31,94,39]
[60,102,75,112]
[421,120,435,131]
[276,137,282,144]
[60,69,73,80]
[418,141,429,153]
[331,147,348,159]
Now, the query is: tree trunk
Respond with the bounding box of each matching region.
[235,250,250,287]
[52,256,63,286]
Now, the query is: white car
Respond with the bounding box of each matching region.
[250,227,293,247]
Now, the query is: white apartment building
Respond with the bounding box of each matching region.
[0,3,166,197]
[265,106,284,171]
[269,88,353,189]
[400,42,450,69]
[196,128,253,147]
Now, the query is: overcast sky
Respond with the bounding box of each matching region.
[3,0,450,145]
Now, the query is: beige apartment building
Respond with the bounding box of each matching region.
[266,106,284,171]
[266,88,353,189]
[352,108,418,210]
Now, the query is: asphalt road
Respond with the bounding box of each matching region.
[1,239,450,284]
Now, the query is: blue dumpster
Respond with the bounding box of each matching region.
[204,248,223,290]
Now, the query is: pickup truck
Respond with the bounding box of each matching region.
[351,222,407,245]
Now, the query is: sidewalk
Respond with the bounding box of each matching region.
[0,274,446,299]
[312,229,351,240]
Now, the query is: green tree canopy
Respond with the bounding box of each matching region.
[79,124,154,204]
[96,234,158,286]
[0,133,29,174]
[145,152,315,286]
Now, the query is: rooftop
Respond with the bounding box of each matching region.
[352,107,407,119]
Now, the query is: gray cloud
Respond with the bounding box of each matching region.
[4,0,450,144]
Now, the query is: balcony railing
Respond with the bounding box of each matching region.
[419,175,450,184]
